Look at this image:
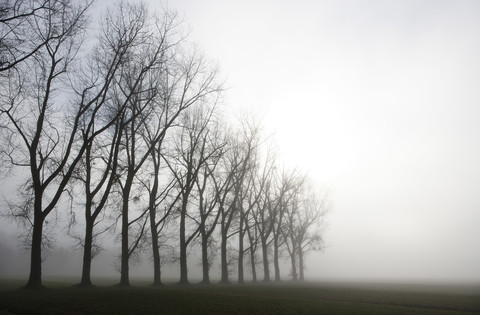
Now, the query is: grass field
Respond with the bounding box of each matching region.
[0,278,479,314]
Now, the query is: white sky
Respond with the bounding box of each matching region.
[162,0,480,282]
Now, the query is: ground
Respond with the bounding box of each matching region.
[0,278,479,314]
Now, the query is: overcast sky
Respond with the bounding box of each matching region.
[159,0,480,282]
[1,0,479,283]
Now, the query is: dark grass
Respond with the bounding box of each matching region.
[0,279,479,314]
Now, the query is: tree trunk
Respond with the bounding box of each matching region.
[298,247,305,281]
[150,213,161,286]
[290,245,298,281]
[179,200,189,285]
[247,225,257,282]
[261,237,270,282]
[26,213,44,289]
[80,217,94,287]
[250,246,257,282]
[119,183,131,287]
[201,229,210,284]
[220,226,229,283]
[273,235,281,282]
[238,215,244,284]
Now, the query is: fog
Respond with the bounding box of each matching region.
[1,0,480,285]
[163,0,480,283]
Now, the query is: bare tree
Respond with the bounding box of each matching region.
[109,4,221,285]
[141,141,179,286]
[245,195,261,282]
[251,153,276,282]
[271,168,305,282]
[214,135,242,284]
[102,3,206,287]
[0,0,94,289]
[236,174,250,284]
[296,186,329,281]
[101,1,165,287]
[217,119,261,283]
[0,0,68,72]
[72,120,122,287]
[237,148,269,284]
[282,181,329,281]
[194,119,227,284]
[163,105,223,285]
[66,2,162,286]
[283,193,300,280]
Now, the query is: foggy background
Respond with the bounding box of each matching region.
[1,0,479,284]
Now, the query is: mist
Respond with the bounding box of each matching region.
[168,0,480,285]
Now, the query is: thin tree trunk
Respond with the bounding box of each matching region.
[247,223,257,282]
[273,235,281,282]
[119,183,131,287]
[150,212,161,286]
[250,247,257,282]
[148,160,162,286]
[179,199,189,284]
[238,214,244,284]
[261,237,270,282]
[201,229,210,284]
[220,226,229,283]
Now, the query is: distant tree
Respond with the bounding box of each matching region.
[163,105,223,285]
[251,156,276,282]
[237,147,269,284]
[218,119,260,284]
[296,187,329,281]
[236,171,251,284]
[215,134,242,284]
[271,168,305,282]
[245,200,260,282]
[283,182,329,281]
[283,194,300,280]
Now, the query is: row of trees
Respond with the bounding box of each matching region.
[0,0,329,289]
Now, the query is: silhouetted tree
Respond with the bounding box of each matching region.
[0,0,93,289]
[110,1,173,287]
[283,182,328,281]
[109,2,222,287]
[251,155,276,282]
[69,2,156,286]
[237,147,269,284]
[271,168,305,282]
[142,140,180,286]
[194,119,227,284]
[164,106,223,284]
[245,207,260,282]
[283,194,300,280]
[296,187,328,281]
[215,135,242,284]
[0,0,330,288]
[218,118,260,283]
